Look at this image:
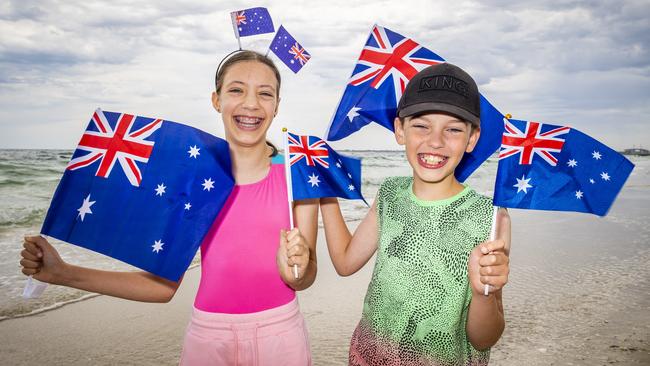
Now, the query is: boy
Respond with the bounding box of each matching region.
[320,63,510,365]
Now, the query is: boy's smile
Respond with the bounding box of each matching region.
[394,112,480,200]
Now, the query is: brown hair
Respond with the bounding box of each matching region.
[214,50,281,157]
[215,50,281,99]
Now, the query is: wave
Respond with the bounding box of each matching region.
[0,207,47,228]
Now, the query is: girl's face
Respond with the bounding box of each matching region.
[394,112,479,188]
[212,61,279,149]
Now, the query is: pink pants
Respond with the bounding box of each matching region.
[179,298,312,366]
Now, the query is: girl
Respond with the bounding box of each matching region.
[20,50,318,365]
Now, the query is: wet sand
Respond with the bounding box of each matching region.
[1,206,649,365]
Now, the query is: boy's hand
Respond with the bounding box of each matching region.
[276,228,310,286]
[468,239,510,296]
[21,235,67,285]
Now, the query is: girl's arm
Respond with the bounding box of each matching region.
[21,235,180,303]
[319,197,379,276]
[466,208,511,350]
[277,198,319,291]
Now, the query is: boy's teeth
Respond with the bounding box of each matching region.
[421,155,445,165]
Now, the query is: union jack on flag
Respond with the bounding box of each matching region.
[270,25,311,74]
[67,109,161,186]
[288,134,329,168]
[493,118,634,216]
[289,42,310,66]
[499,119,571,166]
[326,25,505,182]
[285,132,365,202]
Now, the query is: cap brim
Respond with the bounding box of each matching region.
[398,102,480,126]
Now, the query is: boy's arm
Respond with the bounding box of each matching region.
[320,197,378,276]
[466,208,511,350]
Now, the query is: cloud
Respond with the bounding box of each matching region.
[0,0,649,150]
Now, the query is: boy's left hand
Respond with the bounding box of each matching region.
[276,228,310,286]
[468,239,509,296]
[468,208,511,295]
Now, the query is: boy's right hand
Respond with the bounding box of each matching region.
[21,235,67,285]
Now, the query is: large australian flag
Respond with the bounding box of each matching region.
[326,25,504,182]
[493,118,634,216]
[41,108,235,281]
[286,132,365,202]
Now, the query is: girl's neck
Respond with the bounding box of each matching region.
[229,142,271,185]
[411,175,465,201]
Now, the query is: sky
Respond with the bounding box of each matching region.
[1,0,648,150]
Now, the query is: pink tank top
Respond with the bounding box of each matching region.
[194,162,295,314]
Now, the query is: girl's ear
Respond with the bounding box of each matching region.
[465,127,481,153]
[211,91,221,113]
[394,117,406,145]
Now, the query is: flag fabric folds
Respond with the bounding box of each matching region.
[325,24,504,182]
[230,7,275,38]
[493,118,634,216]
[270,25,311,73]
[286,131,365,202]
[41,108,235,281]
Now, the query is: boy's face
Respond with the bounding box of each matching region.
[394,112,480,186]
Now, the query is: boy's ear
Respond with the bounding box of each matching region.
[465,127,481,153]
[394,117,405,145]
[211,91,221,113]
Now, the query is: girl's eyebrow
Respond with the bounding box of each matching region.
[225,80,276,91]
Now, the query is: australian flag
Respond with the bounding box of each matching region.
[230,7,275,38]
[41,109,235,281]
[286,132,365,202]
[326,25,504,182]
[270,25,311,74]
[493,118,634,216]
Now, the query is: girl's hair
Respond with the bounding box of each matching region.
[215,50,282,98]
[214,50,281,158]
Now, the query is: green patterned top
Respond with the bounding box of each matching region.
[350,176,493,366]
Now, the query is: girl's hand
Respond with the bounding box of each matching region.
[21,235,68,285]
[276,228,310,286]
[468,239,510,296]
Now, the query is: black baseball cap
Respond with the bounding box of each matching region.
[397,63,480,126]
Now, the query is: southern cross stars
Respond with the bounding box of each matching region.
[575,190,584,199]
[155,183,166,196]
[184,203,192,210]
[513,175,533,194]
[77,194,96,221]
[592,151,602,160]
[152,240,164,253]
[188,145,200,158]
[567,159,577,167]
[202,178,215,191]
[601,172,610,181]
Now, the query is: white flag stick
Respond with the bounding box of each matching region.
[282,128,299,279]
[484,206,499,296]
[230,12,242,50]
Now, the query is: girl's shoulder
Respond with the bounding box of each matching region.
[271,154,285,165]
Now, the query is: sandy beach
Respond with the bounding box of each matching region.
[2,202,649,366]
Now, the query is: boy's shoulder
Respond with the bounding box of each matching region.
[379,176,412,193]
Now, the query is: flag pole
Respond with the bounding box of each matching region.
[282,128,299,279]
[230,12,242,50]
[484,206,500,296]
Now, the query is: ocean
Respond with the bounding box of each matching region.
[0,149,647,324]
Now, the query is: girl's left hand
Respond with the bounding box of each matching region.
[276,228,310,286]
